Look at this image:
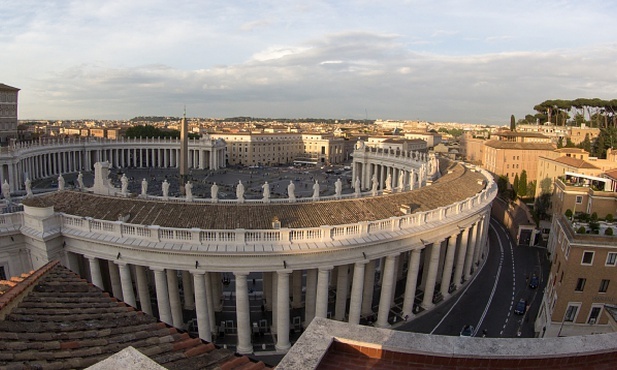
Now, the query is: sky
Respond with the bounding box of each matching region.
[2,0,617,124]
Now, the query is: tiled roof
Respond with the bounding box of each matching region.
[0,83,20,91]
[484,140,556,150]
[552,156,598,169]
[0,261,271,370]
[25,161,485,230]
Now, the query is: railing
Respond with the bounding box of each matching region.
[47,170,496,251]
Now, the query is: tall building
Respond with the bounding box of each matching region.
[0,83,19,145]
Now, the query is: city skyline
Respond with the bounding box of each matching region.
[2,0,617,124]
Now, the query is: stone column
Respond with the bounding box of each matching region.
[453,227,470,289]
[152,267,172,325]
[85,255,104,289]
[234,272,253,354]
[263,272,273,311]
[440,233,459,299]
[192,271,212,341]
[473,216,486,265]
[401,248,422,319]
[315,266,332,318]
[182,271,195,310]
[135,265,152,315]
[204,272,216,332]
[464,223,478,280]
[271,272,278,334]
[167,269,183,328]
[348,261,367,324]
[361,259,376,318]
[117,262,136,307]
[291,270,303,309]
[376,254,398,328]
[421,241,442,309]
[304,269,317,326]
[108,260,123,301]
[334,265,350,321]
[275,270,292,352]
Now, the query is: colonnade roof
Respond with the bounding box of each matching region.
[24,160,486,230]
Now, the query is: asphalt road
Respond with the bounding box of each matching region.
[398,217,549,338]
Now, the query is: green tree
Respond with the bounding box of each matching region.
[518,170,528,197]
[527,180,536,198]
[513,173,520,197]
[578,133,592,152]
[510,115,516,131]
[557,137,564,148]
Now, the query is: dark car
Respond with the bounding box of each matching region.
[514,299,527,315]
[460,324,475,337]
[529,275,539,289]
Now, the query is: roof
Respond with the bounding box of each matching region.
[494,131,550,138]
[555,148,588,154]
[0,261,271,370]
[484,140,556,151]
[0,83,20,91]
[25,161,485,230]
[552,156,599,169]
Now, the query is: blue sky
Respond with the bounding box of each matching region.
[2,0,617,124]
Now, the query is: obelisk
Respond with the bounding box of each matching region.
[179,108,188,195]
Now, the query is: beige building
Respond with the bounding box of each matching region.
[301,132,345,164]
[210,132,304,166]
[483,140,556,185]
[536,175,617,337]
[460,132,485,164]
[404,131,441,148]
[568,126,601,146]
[366,136,427,152]
[0,83,19,145]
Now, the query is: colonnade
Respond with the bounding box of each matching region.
[65,213,489,354]
[352,161,425,192]
[0,139,226,192]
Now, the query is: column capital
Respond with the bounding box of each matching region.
[354,259,369,266]
[189,269,206,275]
[150,266,166,272]
[318,266,334,272]
[233,271,250,277]
[276,270,292,276]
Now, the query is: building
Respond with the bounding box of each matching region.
[404,131,441,148]
[0,83,19,145]
[0,140,495,355]
[366,136,428,152]
[483,140,556,185]
[300,132,345,164]
[535,174,617,337]
[210,132,304,166]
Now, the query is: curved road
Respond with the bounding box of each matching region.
[399,217,548,338]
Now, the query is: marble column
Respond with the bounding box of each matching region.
[152,268,172,325]
[334,265,350,321]
[135,265,152,315]
[376,254,398,328]
[275,270,291,352]
[204,272,216,332]
[108,260,123,301]
[304,269,317,325]
[401,248,422,319]
[234,272,253,354]
[117,262,136,307]
[421,241,442,309]
[361,260,376,319]
[167,269,184,328]
[453,227,470,289]
[315,266,332,318]
[348,261,367,325]
[464,223,478,280]
[440,233,459,299]
[182,271,195,310]
[86,255,104,289]
[192,271,212,341]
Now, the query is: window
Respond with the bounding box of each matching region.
[0,265,6,280]
[581,251,594,265]
[575,278,586,291]
[575,195,583,204]
[564,304,579,322]
[588,306,602,324]
[599,279,610,293]
[606,252,617,266]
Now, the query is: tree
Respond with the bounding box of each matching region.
[513,173,520,197]
[527,180,536,198]
[510,115,516,131]
[579,134,592,153]
[565,209,573,218]
[518,170,528,197]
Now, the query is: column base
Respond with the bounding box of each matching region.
[236,345,254,355]
[275,343,291,352]
[421,302,435,310]
[374,321,391,329]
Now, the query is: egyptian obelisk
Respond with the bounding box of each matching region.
[179,108,188,195]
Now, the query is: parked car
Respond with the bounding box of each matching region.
[514,299,527,315]
[460,324,475,337]
[529,275,539,289]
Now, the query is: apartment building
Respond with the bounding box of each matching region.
[0,83,19,145]
[404,131,441,148]
[210,132,304,166]
[301,132,345,164]
[483,139,556,185]
[366,136,428,152]
[536,174,617,337]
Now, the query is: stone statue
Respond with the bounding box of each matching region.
[354,177,361,198]
[185,181,193,202]
[262,181,270,203]
[77,171,84,190]
[57,174,65,191]
[371,175,378,196]
[334,178,342,199]
[162,179,169,200]
[141,178,148,197]
[236,180,245,203]
[312,180,320,201]
[211,182,219,202]
[121,174,129,195]
[1,180,10,201]
[287,181,296,202]
[25,178,33,197]
[385,173,392,192]
[398,171,405,191]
